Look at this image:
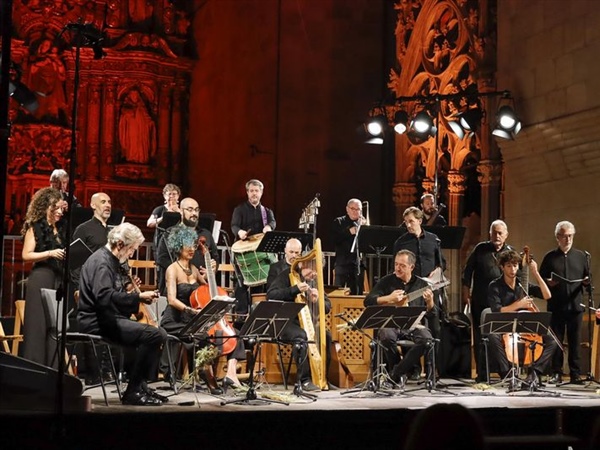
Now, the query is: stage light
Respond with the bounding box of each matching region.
[449,108,483,139]
[412,111,434,134]
[393,110,409,135]
[492,105,522,140]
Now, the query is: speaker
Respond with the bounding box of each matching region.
[0,352,88,412]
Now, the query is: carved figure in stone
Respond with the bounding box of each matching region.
[129,0,154,23]
[28,39,68,121]
[118,89,156,164]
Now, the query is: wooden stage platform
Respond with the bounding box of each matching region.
[2,376,600,450]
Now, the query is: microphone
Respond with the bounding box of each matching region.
[585,251,591,260]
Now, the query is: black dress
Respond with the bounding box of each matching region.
[23,220,65,368]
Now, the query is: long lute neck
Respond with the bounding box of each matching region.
[204,249,218,299]
[404,280,450,304]
[520,246,530,298]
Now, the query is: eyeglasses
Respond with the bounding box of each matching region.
[347,206,362,211]
[183,207,200,213]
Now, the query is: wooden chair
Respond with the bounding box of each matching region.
[129,259,157,291]
[11,300,25,356]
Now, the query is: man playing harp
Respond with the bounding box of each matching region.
[266,238,331,391]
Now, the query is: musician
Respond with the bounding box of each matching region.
[363,250,438,387]
[49,168,82,210]
[161,226,245,394]
[231,179,276,241]
[462,219,514,382]
[21,187,66,367]
[70,192,115,385]
[267,263,332,391]
[146,183,181,251]
[330,198,367,295]
[420,193,446,226]
[539,221,589,384]
[155,197,219,295]
[78,223,167,405]
[266,238,303,288]
[231,179,276,323]
[487,250,556,390]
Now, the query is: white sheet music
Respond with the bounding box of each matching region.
[212,220,222,244]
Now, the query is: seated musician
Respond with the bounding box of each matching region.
[155,197,219,295]
[363,249,439,387]
[486,250,557,390]
[161,226,245,394]
[266,237,302,288]
[78,223,168,406]
[266,261,332,392]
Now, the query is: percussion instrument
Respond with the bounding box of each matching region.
[231,233,277,286]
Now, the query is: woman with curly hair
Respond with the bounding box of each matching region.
[161,225,245,394]
[21,187,66,367]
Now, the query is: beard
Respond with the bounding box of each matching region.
[183,216,198,228]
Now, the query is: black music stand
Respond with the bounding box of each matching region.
[255,231,313,254]
[341,306,426,397]
[174,299,235,396]
[357,226,405,282]
[481,312,554,394]
[221,300,304,406]
[422,226,466,249]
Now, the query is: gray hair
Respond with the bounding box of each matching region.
[489,219,508,233]
[347,198,362,207]
[555,220,575,236]
[50,169,68,182]
[245,179,264,190]
[107,222,145,249]
[396,249,416,265]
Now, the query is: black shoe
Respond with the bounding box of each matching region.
[122,389,162,406]
[301,380,320,392]
[222,377,242,394]
[409,372,420,382]
[548,373,563,384]
[142,384,169,403]
[198,370,224,395]
[507,378,521,392]
[570,375,583,384]
[524,370,539,391]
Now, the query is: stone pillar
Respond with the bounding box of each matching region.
[170,85,185,183]
[85,82,102,180]
[100,81,117,181]
[157,82,173,185]
[447,170,467,227]
[477,159,503,233]
[392,182,417,225]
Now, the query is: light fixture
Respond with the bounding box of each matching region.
[492,105,522,140]
[393,110,409,134]
[361,112,386,145]
[449,107,483,139]
[409,110,437,140]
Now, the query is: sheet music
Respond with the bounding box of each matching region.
[212,220,222,244]
[551,272,588,283]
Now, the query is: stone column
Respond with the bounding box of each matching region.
[477,159,503,234]
[85,82,102,180]
[157,82,173,185]
[392,182,417,225]
[170,85,185,183]
[100,81,117,181]
[447,170,467,227]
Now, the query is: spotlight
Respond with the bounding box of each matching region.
[449,108,483,139]
[492,105,522,140]
[361,113,385,145]
[412,111,434,134]
[393,110,409,135]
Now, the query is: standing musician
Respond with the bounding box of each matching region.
[49,168,82,210]
[161,226,245,394]
[364,250,438,387]
[462,219,514,382]
[267,256,332,392]
[487,250,556,390]
[539,221,590,384]
[155,197,219,295]
[146,183,181,251]
[330,198,367,295]
[420,193,446,226]
[231,179,276,323]
[78,223,168,406]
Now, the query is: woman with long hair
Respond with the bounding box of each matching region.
[161,225,245,394]
[21,187,66,367]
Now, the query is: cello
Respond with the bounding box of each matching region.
[503,246,543,366]
[189,241,237,355]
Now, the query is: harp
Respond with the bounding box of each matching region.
[289,238,328,390]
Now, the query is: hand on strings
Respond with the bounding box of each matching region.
[307,287,319,302]
[527,258,539,273]
[517,296,536,311]
[139,290,159,304]
[210,259,217,272]
[386,289,407,306]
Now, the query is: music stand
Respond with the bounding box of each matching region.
[357,226,406,282]
[342,306,426,397]
[481,312,553,393]
[255,231,313,254]
[422,226,466,249]
[221,300,304,406]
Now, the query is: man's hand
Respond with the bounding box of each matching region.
[238,229,248,240]
[422,289,434,310]
[262,225,272,233]
[139,290,159,304]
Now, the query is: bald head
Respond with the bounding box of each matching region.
[284,238,302,264]
[90,192,112,224]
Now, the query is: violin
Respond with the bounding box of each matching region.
[189,242,237,355]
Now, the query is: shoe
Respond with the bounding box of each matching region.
[122,389,162,406]
[301,380,320,392]
[507,378,521,392]
[409,372,420,382]
[222,377,242,394]
[397,374,407,390]
[524,370,539,391]
[548,373,563,384]
[198,370,223,395]
[570,375,583,385]
[142,383,169,403]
